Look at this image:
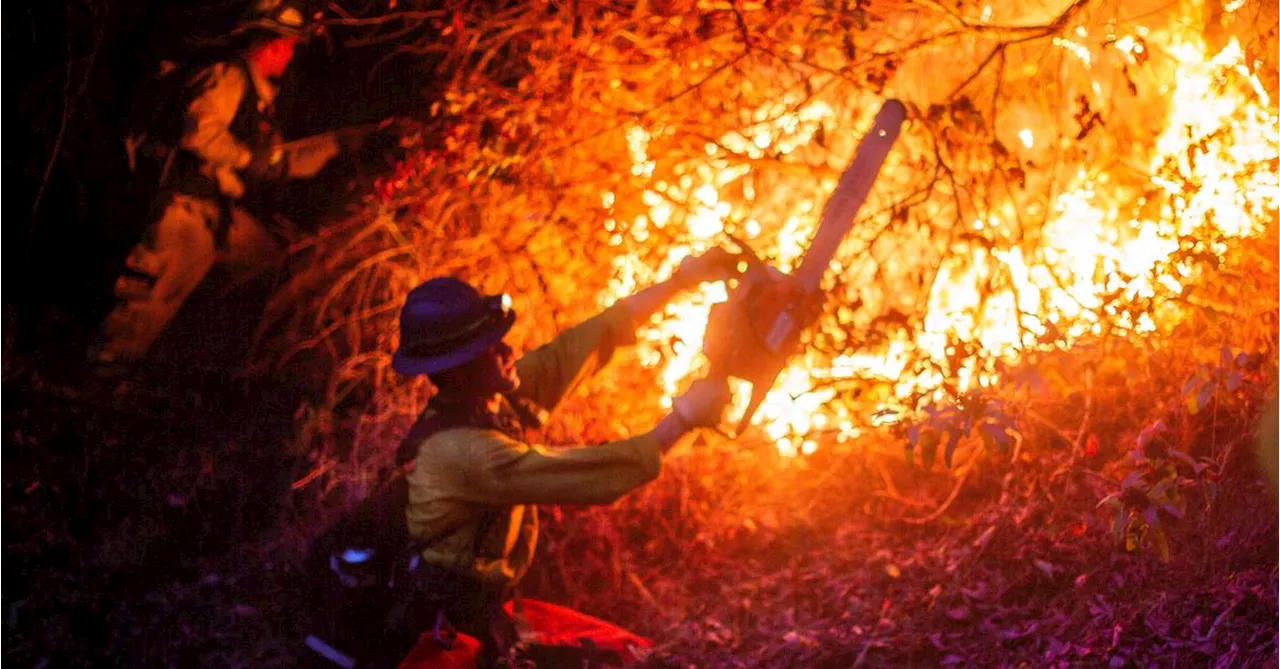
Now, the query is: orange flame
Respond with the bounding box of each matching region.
[600,21,1278,456]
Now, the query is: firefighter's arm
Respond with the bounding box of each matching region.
[180,64,255,170]
[616,247,739,323]
[281,133,341,178]
[513,304,637,415]
[513,249,738,414]
[467,429,663,506]
[466,378,726,505]
[506,249,732,414]
[282,124,382,178]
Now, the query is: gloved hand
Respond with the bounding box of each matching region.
[672,378,731,429]
[245,143,286,181]
[675,247,740,288]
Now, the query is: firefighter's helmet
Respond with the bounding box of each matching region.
[238,0,322,39]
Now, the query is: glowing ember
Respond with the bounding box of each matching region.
[600,17,1278,456]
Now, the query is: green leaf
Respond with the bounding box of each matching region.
[1196,384,1215,414]
[1226,370,1242,392]
[1182,376,1200,398]
[1137,420,1166,449]
[1120,471,1144,489]
[920,429,940,471]
[1167,449,1198,469]
[978,421,1012,453]
[979,425,997,452]
[943,429,963,468]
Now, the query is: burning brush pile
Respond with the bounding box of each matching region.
[260,0,1277,663]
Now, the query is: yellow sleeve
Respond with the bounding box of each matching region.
[513,304,637,414]
[459,427,663,506]
[180,64,254,170]
[283,133,341,178]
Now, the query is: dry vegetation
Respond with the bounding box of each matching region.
[5,0,1278,666]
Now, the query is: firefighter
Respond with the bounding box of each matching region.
[92,0,374,364]
[391,251,735,664]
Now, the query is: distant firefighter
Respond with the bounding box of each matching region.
[92,0,380,364]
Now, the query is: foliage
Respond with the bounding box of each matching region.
[1098,419,1211,562]
[1182,346,1267,416]
[900,392,1021,470]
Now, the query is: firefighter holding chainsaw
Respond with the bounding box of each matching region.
[302,99,906,667]
[381,251,735,665]
[92,0,384,363]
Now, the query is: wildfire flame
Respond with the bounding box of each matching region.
[599,12,1278,457]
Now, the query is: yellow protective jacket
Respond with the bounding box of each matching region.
[179,60,341,199]
[404,304,663,591]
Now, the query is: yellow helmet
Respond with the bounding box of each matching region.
[239,0,321,38]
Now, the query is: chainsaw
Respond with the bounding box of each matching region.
[703,99,907,436]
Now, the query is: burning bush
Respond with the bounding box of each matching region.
[266,0,1276,466]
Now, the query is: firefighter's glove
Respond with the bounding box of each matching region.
[246,144,286,181]
[672,378,730,429]
[675,247,740,288]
